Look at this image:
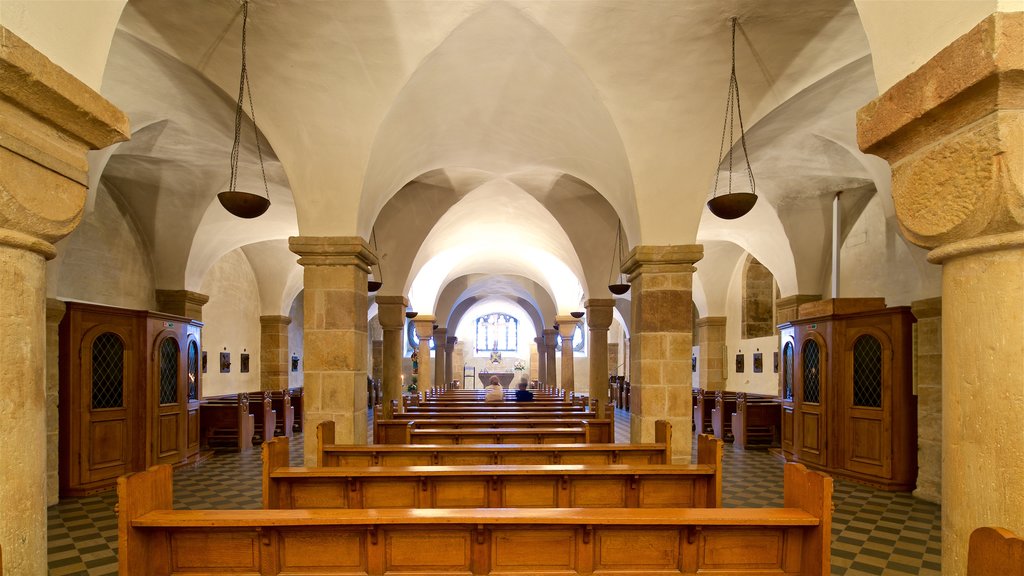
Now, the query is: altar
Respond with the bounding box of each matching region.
[478,371,515,389]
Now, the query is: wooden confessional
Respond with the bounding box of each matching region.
[59,302,203,496]
[778,298,917,491]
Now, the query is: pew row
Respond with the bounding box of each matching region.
[264,435,721,509]
[249,391,276,445]
[269,390,294,438]
[199,393,254,452]
[375,417,614,444]
[731,393,782,449]
[119,462,831,576]
[410,425,590,444]
[710,391,738,442]
[968,526,1024,576]
[319,420,673,467]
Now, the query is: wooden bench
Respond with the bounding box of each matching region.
[269,390,294,438]
[409,425,590,445]
[711,391,738,442]
[693,388,715,434]
[199,393,254,452]
[248,391,276,445]
[376,417,614,444]
[320,419,673,466]
[119,461,830,575]
[969,526,1024,576]
[264,435,721,509]
[731,392,782,450]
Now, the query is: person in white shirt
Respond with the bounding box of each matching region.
[484,376,504,402]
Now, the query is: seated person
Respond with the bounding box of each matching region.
[484,376,504,402]
[515,379,534,401]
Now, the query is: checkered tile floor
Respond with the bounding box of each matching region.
[47,409,941,575]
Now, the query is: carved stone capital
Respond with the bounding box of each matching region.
[289,236,377,271]
[376,295,409,329]
[412,315,437,340]
[622,244,704,279]
[156,290,210,322]
[555,316,580,338]
[857,12,1024,251]
[584,299,615,331]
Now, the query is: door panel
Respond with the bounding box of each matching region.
[80,327,133,485]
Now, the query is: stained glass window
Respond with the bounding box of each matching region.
[475,313,518,353]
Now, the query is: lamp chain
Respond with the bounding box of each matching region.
[711,18,757,199]
[228,0,270,200]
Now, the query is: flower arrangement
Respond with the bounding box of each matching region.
[513,360,526,372]
[408,375,418,392]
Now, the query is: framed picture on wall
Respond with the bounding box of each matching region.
[735,353,744,373]
[692,355,697,372]
[202,351,208,373]
[291,354,300,372]
[753,352,763,373]
[220,351,231,373]
[773,351,779,373]
[240,353,250,373]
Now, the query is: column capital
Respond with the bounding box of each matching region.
[555,316,580,338]
[695,316,726,329]
[858,12,1024,252]
[433,327,448,346]
[622,244,703,279]
[45,298,66,324]
[155,289,210,322]
[376,295,409,329]
[288,236,377,271]
[412,315,437,339]
[542,328,558,339]
[259,315,292,327]
[911,297,943,320]
[446,336,458,346]
[585,299,615,330]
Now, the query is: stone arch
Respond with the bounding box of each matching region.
[742,255,775,339]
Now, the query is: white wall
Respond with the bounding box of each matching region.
[288,291,304,389]
[724,254,780,396]
[200,249,261,397]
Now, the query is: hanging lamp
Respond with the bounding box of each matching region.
[368,227,383,293]
[218,0,272,219]
[706,17,758,220]
[607,220,630,295]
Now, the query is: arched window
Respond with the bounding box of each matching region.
[187,341,200,401]
[802,339,820,404]
[782,341,794,401]
[406,322,436,351]
[475,313,518,353]
[742,255,774,339]
[159,338,179,405]
[92,332,124,409]
[555,324,585,353]
[852,335,883,408]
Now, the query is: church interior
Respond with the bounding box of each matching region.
[0,0,1022,575]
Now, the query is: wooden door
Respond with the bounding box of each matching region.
[797,333,827,466]
[153,332,184,465]
[78,325,134,485]
[841,329,892,479]
[185,336,202,457]
[779,337,796,455]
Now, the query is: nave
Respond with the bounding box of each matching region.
[46,408,941,576]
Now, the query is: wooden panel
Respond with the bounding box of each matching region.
[495,453,554,465]
[595,528,679,571]
[433,478,490,508]
[87,420,126,473]
[782,407,795,451]
[800,412,821,461]
[700,528,788,570]
[438,453,495,466]
[492,528,576,572]
[384,529,472,574]
[290,480,348,508]
[847,415,885,473]
[378,453,434,466]
[569,478,627,507]
[157,413,180,459]
[187,408,200,451]
[170,530,259,571]
[278,529,366,572]
[501,477,560,507]
[363,479,418,508]
[638,478,696,508]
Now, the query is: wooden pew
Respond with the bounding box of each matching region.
[119,461,831,576]
[248,391,276,445]
[408,425,590,445]
[968,527,1024,576]
[320,419,673,467]
[199,393,254,452]
[269,390,294,438]
[710,391,738,442]
[264,435,721,510]
[289,387,303,432]
[375,417,613,444]
[731,392,782,450]
[693,388,715,434]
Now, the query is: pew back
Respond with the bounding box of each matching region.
[968,527,1024,576]
[375,417,613,444]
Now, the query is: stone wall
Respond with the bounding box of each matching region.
[742,256,774,339]
[912,297,942,504]
[199,249,262,396]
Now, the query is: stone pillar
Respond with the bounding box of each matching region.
[445,336,457,385]
[155,289,210,322]
[534,336,547,385]
[556,317,580,394]
[376,296,408,417]
[857,14,1024,572]
[543,329,558,388]
[413,316,436,392]
[911,297,942,504]
[774,294,820,327]
[0,27,129,574]
[696,317,726,392]
[288,237,375,464]
[622,245,703,461]
[371,339,383,383]
[260,315,291,391]
[608,343,619,377]
[433,327,447,389]
[586,299,615,417]
[45,299,66,506]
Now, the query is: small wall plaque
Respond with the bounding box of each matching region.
[202,351,208,373]
[753,352,763,373]
[773,351,779,373]
[691,355,697,373]
[220,351,231,373]
[291,354,300,372]
[735,353,744,373]
[240,353,250,373]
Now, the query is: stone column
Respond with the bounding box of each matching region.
[445,336,457,385]
[556,317,580,394]
[371,339,383,383]
[775,294,820,327]
[543,329,558,388]
[0,27,129,574]
[609,343,619,377]
[156,289,210,322]
[534,336,547,385]
[586,299,615,417]
[622,245,703,461]
[45,299,66,506]
[376,296,407,417]
[289,237,375,464]
[260,315,291,391]
[857,13,1024,572]
[696,317,726,392]
[433,327,447,389]
[413,315,436,392]
[911,297,942,504]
